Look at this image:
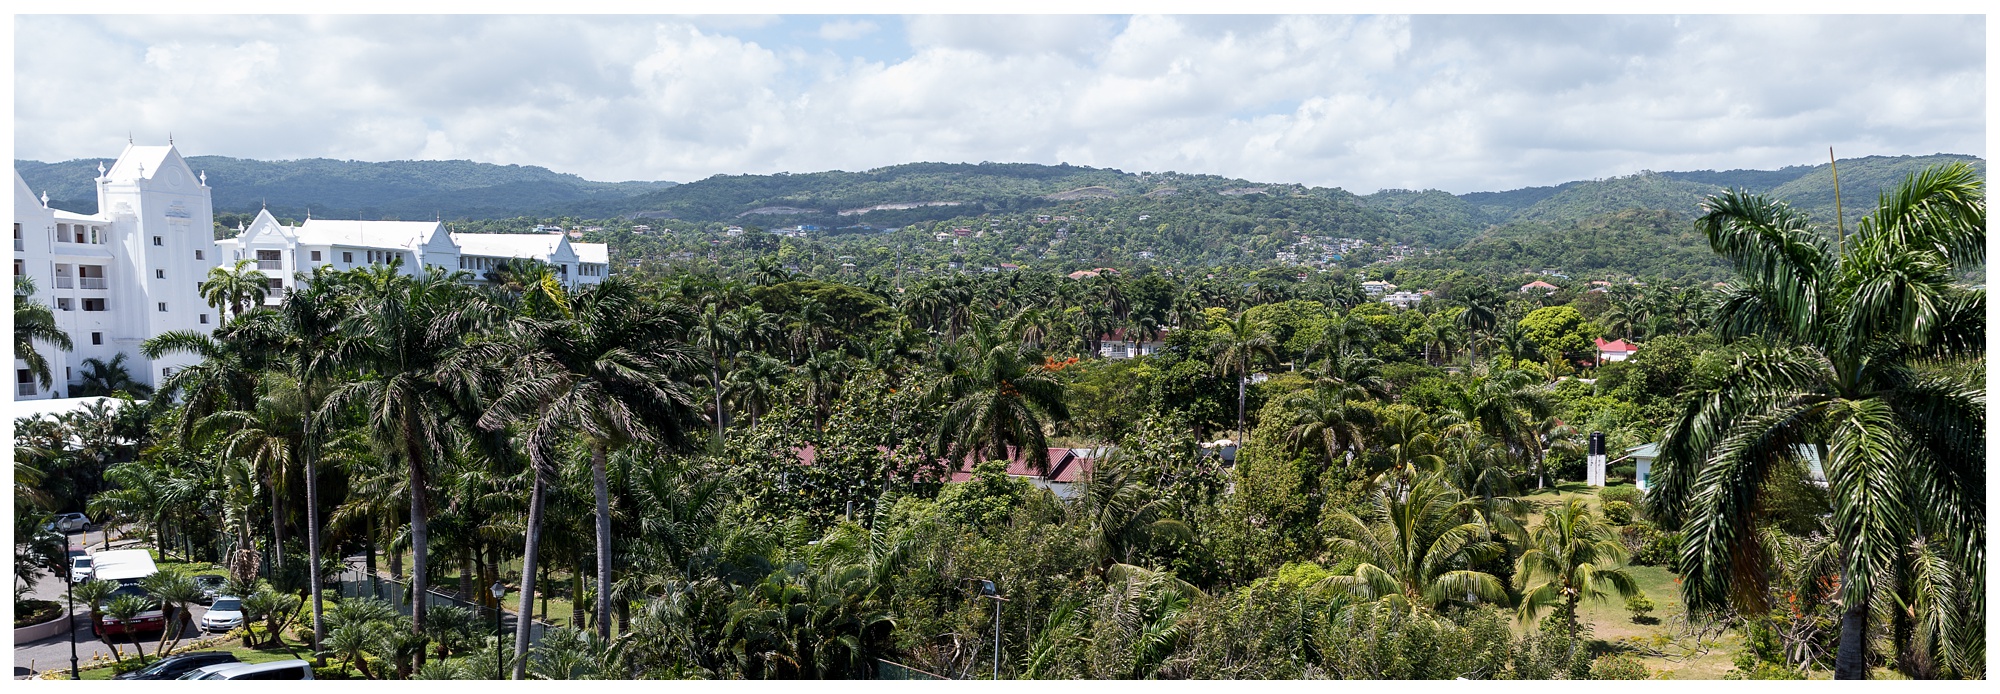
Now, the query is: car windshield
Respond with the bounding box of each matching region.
[211,599,241,611]
[74,558,92,567]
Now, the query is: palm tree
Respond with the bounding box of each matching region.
[1649,164,1985,679]
[201,377,307,577]
[72,579,120,659]
[70,354,156,398]
[929,324,1069,470]
[1080,458,1193,571]
[1453,285,1501,370]
[686,303,737,442]
[1437,369,1554,488]
[1208,311,1276,438]
[200,259,271,319]
[1515,498,1639,652]
[722,353,786,430]
[139,568,204,656]
[481,276,703,671]
[321,265,498,645]
[1318,475,1509,610]
[105,594,156,662]
[14,276,73,390]
[1280,387,1376,470]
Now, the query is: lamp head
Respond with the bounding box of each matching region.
[489,582,505,599]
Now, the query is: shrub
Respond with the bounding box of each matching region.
[1625,594,1656,624]
[1598,485,1643,507]
[1602,501,1635,525]
[1590,652,1650,680]
[13,598,62,628]
[1633,529,1683,569]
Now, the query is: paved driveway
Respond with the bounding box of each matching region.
[13,565,218,679]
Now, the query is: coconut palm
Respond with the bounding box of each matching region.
[1515,498,1639,650]
[1318,474,1509,610]
[1453,285,1502,370]
[929,323,1069,470]
[481,276,703,671]
[1437,369,1555,487]
[1280,387,1376,470]
[1650,164,1985,679]
[1080,457,1194,571]
[1208,311,1276,437]
[200,259,271,319]
[320,265,498,644]
[14,276,74,390]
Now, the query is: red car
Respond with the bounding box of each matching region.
[94,584,168,637]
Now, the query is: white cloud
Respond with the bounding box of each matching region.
[13,14,1984,194]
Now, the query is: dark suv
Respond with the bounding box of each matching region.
[113,651,241,680]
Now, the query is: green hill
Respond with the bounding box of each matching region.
[1398,208,1731,283]
[13,156,676,220]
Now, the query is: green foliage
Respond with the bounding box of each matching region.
[1598,485,1643,507]
[1590,652,1651,680]
[1625,593,1656,623]
[1601,500,1635,525]
[933,460,1034,529]
[1516,305,1599,362]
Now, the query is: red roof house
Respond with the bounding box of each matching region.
[1595,337,1639,363]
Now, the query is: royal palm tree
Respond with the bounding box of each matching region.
[1318,474,1509,610]
[1650,164,1985,679]
[1453,285,1501,370]
[14,276,73,390]
[1208,312,1276,438]
[481,276,703,671]
[200,259,271,319]
[1515,498,1639,652]
[321,264,498,645]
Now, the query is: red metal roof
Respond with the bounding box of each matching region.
[1594,337,1638,352]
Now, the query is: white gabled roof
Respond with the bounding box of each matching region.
[574,243,608,265]
[451,233,566,260]
[105,145,175,181]
[296,219,442,251]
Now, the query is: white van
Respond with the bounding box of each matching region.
[181,659,315,680]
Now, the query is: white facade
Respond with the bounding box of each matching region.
[13,144,219,400]
[215,211,609,304]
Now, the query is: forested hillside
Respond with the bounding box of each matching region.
[14,156,675,220]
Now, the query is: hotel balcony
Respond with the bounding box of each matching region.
[79,278,108,290]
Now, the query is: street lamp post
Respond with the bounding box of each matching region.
[489,582,506,680]
[66,527,79,680]
[966,578,1006,680]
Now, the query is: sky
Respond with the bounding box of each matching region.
[12,13,1987,194]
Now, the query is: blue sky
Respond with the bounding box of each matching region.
[14,14,1987,193]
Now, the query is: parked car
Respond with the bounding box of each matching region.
[42,512,90,533]
[70,555,95,583]
[194,574,226,604]
[114,652,241,680]
[200,596,244,633]
[181,660,315,680]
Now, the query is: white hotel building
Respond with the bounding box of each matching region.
[14,143,608,401]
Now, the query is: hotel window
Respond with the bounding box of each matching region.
[163,367,175,380]
[158,302,168,312]
[83,299,106,311]
[154,236,163,246]
[311,250,322,262]
[267,278,283,290]
[200,314,209,325]
[156,269,166,279]
[57,298,73,311]
[12,259,21,276]
[91,332,103,345]
[343,251,353,263]
[195,250,205,260]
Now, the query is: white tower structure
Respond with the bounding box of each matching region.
[13,144,219,400]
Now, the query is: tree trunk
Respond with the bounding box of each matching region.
[404,427,432,667]
[271,487,286,571]
[510,466,547,680]
[571,566,586,629]
[303,419,326,663]
[539,563,549,623]
[1236,373,1248,439]
[711,365,725,441]
[592,441,612,641]
[1834,590,1870,679]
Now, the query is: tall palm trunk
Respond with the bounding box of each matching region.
[402,419,432,660]
[571,566,586,629]
[271,489,286,571]
[303,410,326,663]
[510,468,546,679]
[1835,587,1870,679]
[592,441,612,640]
[711,365,725,441]
[1235,371,1248,439]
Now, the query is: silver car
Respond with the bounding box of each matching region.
[199,596,244,633]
